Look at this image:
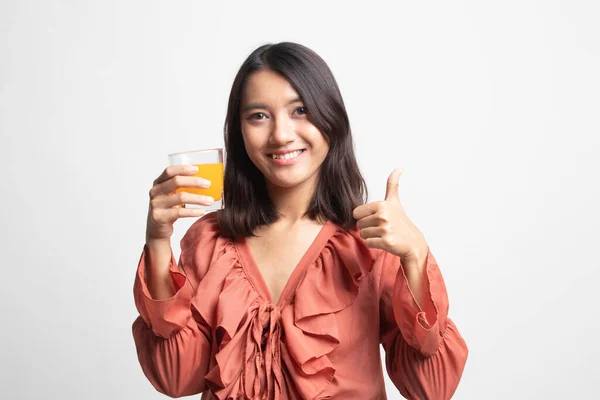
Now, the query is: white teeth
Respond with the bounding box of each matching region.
[271,150,303,160]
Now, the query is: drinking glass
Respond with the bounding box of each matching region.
[167,148,224,210]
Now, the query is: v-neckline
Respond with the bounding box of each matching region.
[235,220,338,308]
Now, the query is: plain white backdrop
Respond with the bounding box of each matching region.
[1,0,598,399]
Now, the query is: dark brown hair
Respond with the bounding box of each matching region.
[218,42,367,238]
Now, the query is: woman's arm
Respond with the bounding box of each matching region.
[377,250,469,400]
[132,248,212,397]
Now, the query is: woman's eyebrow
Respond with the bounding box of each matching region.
[242,97,303,112]
[243,103,266,112]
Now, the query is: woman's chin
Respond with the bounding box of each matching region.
[265,174,312,190]
[267,179,303,189]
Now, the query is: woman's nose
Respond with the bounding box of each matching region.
[269,115,296,145]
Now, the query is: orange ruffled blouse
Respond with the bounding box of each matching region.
[132,214,468,399]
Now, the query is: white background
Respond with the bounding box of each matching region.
[1,0,599,399]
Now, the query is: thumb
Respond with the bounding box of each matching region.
[384,168,404,201]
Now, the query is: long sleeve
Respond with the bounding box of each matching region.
[377,250,468,400]
[132,215,222,398]
[132,249,212,397]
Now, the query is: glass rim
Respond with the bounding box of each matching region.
[168,147,223,157]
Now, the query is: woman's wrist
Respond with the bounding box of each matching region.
[401,242,429,272]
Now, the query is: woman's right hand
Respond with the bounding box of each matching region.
[146,165,214,244]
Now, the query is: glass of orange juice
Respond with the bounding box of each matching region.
[168,148,224,210]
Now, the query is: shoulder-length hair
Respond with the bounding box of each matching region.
[217,42,367,238]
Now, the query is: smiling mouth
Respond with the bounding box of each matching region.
[269,149,305,160]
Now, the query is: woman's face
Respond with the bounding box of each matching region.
[240,69,329,191]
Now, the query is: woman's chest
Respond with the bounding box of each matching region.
[246,236,316,303]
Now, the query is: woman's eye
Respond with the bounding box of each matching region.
[248,112,267,120]
[294,106,308,115]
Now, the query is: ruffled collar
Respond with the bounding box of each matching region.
[234,220,340,309]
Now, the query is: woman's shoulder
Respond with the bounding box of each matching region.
[179,212,232,274]
[327,221,384,261]
[183,211,222,241]
[315,221,385,284]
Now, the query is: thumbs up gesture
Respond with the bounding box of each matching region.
[352,168,429,261]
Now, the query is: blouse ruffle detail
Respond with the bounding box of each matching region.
[192,225,374,399]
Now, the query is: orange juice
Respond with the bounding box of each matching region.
[175,162,224,200]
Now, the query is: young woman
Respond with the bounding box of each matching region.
[133,42,468,399]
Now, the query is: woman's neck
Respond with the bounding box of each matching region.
[266,178,318,224]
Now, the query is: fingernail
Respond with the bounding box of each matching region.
[189,165,198,173]
[202,179,211,188]
[207,197,214,203]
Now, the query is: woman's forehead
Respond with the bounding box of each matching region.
[242,70,300,106]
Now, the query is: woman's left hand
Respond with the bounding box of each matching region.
[353,168,429,264]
